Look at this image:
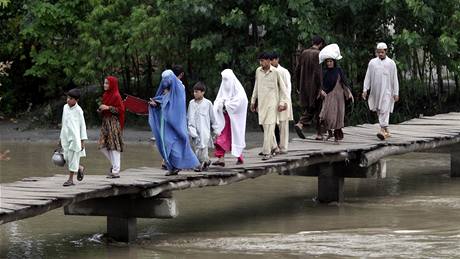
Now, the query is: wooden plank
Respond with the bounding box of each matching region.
[0,202,29,211]
[0,190,78,199]
[0,208,14,214]
[1,198,53,206]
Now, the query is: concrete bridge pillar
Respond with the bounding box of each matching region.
[107,217,137,242]
[317,166,344,203]
[64,192,177,242]
[451,149,460,177]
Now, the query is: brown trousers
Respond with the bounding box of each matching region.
[298,99,322,134]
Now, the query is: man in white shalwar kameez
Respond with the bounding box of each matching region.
[362,42,399,140]
[270,52,293,154]
[187,82,218,171]
[60,88,88,186]
[251,52,289,160]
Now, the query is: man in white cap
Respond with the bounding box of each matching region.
[362,42,399,140]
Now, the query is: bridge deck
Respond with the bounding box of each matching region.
[2,112,460,225]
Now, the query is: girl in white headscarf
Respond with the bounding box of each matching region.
[212,69,248,167]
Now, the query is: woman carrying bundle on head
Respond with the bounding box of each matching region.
[318,44,354,142]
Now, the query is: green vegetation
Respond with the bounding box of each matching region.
[1,0,459,127]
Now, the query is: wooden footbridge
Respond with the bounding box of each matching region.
[2,112,460,242]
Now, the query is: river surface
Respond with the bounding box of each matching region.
[1,142,460,258]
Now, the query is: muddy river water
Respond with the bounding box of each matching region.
[1,141,459,258]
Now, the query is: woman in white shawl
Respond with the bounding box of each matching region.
[212,69,248,167]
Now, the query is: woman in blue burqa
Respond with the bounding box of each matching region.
[148,69,199,175]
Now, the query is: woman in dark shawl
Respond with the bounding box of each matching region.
[318,58,353,142]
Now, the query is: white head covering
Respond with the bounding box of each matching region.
[319,44,343,64]
[213,69,248,157]
[376,42,388,50]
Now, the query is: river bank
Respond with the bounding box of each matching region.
[0,120,269,145]
[0,120,152,143]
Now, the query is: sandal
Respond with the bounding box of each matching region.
[212,160,225,167]
[294,125,306,139]
[202,161,210,171]
[326,130,334,140]
[194,167,202,172]
[63,180,75,187]
[236,158,244,165]
[315,135,324,141]
[262,154,272,161]
[106,173,120,179]
[77,165,85,181]
[165,168,180,176]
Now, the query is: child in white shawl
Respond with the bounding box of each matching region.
[212,69,248,167]
[59,88,87,186]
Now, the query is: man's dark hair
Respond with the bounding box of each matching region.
[172,65,184,77]
[270,52,279,60]
[193,81,206,92]
[258,52,271,60]
[311,35,325,46]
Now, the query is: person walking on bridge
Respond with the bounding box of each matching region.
[60,88,87,186]
[98,76,125,179]
[213,69,248,166]
[270,52,293,153]
[294,35,325,140]
[187,81,218,172]
[148,70,199,175]
[362,42,399,140]
[251,52,288,160]
[318,44,353,142]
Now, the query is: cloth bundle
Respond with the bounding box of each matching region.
[319,44,342,64]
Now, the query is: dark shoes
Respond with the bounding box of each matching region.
[165,168,180,176]
[63,180,74,187]
[106,173,120,179]
[77,166,85,181]
[294,125,306,139]
[262,154,272,160]
[315,135,324,140]
[194,161,211,172]
[212,160,225,167]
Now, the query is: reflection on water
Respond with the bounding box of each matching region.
[1,143,460,258]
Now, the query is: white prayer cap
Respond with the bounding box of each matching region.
[319,43,342,64]
[376,42,388,50]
